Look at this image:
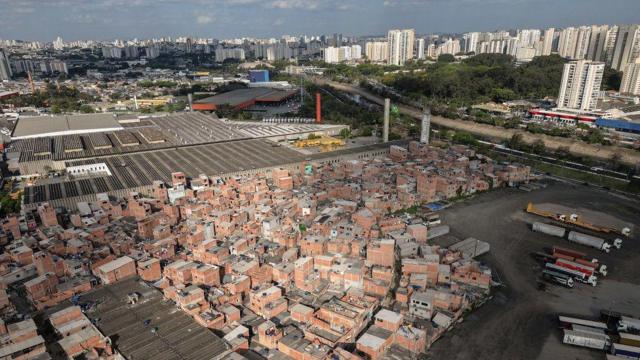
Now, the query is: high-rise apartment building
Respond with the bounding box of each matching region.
[388,29,415,66]
[436,38,460,56]
[586,25,609,61]
[0,49,13,81]
[365,42,388,62]
[323,47,340,63]
[462,32,479,53]
[620,58,640,95]
[604,25,619,65]
[323,45,361,63]
[557,60,604,111]
[542,28,556,56]
[611,24,640,70]
[53,36,64,50]
[416,39,425,60]
[573,26,592,60]
[517,29,541,48]
[558,26,592,60]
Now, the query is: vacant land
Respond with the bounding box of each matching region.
[427,181,640,360]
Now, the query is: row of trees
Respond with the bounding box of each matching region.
[1,82,97,113]
[386,54,567,104]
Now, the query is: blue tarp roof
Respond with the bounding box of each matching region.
[424,202,445,211]
[595,118,640,133]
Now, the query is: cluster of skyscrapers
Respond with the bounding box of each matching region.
[324,29,418,66]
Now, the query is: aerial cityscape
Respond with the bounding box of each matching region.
[0,1,640,360]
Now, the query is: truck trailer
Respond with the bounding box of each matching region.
[552,247,608,275]
[542,269,574,288]
[555,257,606,277]
[611,343,640,359]
[567,231,622,253]
[619,317,640,333]
[559,315,608,330]
[545,263,597,286]
[532,222,566,237]
[620,333,640,348]
[563,329,610,350]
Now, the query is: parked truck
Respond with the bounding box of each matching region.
[545,263,597,286]
[559,315,608,330]
[618,317,640,333]
[542,269,574,288]
[567,231,622,253]
[563,329,610,350]
[620,333,640,348]
[532,222,566,237]
[555,257,606,278]
[553,247,607,276]
[611,343,640,359]
[526,203,631,237]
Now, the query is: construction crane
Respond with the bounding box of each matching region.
[525,203,631,237]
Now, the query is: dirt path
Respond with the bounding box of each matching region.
[316,78,640,166]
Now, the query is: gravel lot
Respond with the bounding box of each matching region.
[426,180,640,360]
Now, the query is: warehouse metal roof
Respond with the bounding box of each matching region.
[194,88,297,107]
[12,114,123,139]
[595,118,640,133]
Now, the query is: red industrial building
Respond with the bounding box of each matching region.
[192,88,297,111]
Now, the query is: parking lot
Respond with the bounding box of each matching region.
[427,180,640,360]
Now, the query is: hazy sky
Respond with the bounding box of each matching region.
[1,0,639,41]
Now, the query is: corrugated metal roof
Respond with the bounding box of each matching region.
[596,118,640,132]
[12,114,123,138]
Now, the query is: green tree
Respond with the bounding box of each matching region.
[339,128,352,139]
[508,133,525,150]
[603,67,623,91]
[452,131,478,146]
[79,104,95,113]
[437,54,456,63]
[359,126,373,137]
[583,128,605,144]
[491,88,518,102]
[530,139,546,154]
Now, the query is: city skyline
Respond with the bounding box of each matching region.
[1,0,640,41]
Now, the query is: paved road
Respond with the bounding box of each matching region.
[313,78,640,167]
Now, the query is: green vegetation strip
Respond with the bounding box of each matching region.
[490,151,640,194]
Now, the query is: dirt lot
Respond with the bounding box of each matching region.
[426,180,640,360]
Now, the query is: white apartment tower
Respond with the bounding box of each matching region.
[557,60,605,111]
[463,32,480,53]
[416,38,425,60]
[365,42,389,62]
[611,24,640,70]
[586,25,609,62]
[542,28,556,56]
[620,58,640,95]
[53,36,64,50]
[388,29,415,66]
[558,26,592,60]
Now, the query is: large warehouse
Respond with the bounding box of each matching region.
[11,114,124,139]
[7,112,353,209]
[192,88,297,111]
